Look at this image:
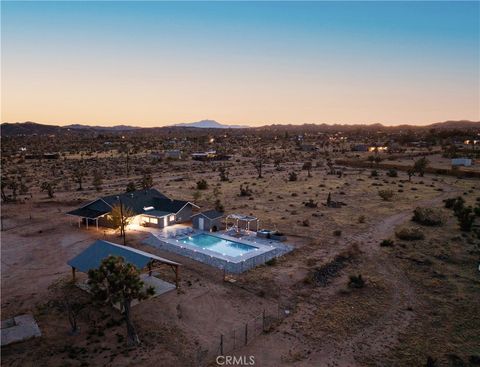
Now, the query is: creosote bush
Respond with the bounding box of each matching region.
[395,227,425,241]
[378,189,394,201]
[412,207,444,226]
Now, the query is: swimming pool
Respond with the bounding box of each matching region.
[180,234,257,257]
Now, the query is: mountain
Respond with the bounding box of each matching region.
[172,120,249,129]
[0,121,65,136]
[64,124,140,131]
[426,120,480,130]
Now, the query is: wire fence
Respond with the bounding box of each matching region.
[194,304,287,366]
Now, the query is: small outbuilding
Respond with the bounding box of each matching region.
[191,210,225,231]
[67,240,181,289]
[452,158,473,167]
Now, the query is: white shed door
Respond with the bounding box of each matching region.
[198,217,204,230]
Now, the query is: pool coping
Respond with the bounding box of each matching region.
[144,230,293,273]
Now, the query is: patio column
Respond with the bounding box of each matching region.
[96,218,99,230]
[72,267,76,282]
[78,218,81,228]
[175,266,179,288]
[86,218,89,229]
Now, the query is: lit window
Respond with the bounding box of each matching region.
[169,215,175,221]
[150,218,158,224]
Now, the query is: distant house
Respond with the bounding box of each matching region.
[165,150,182,160]
[298,144,318,152]
[67,188,199,229]
[191,210,225,231]
[192,151,217,161]
[351,144,369,152]
[452,158,473,167]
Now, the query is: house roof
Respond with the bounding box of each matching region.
[67,240,180,273]
[66,189,198,218]
[192,210,225,220]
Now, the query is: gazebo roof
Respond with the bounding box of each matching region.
[67,240,180,273]
[226,213,258,221]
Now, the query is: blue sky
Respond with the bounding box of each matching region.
[2,1,479,126]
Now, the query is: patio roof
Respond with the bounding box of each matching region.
[67,240,180,273]
[226,213,258,221]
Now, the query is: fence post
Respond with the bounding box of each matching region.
[262,309,266,332]
[220,334,224,355]
[245,323,248,346]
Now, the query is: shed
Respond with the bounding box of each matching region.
[452,158,472,167]
[191,210,225,231]
[67,240,181,288]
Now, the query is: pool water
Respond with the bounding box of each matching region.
[180,234,257,257]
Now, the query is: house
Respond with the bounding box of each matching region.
[191,151,217,161]
[67,188,198,229]
[165,150,182,159]
[452,158,473,167]
[191,210,225,231]
[351,144,369,152]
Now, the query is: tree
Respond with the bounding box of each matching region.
[193,190,202,202]
[0,177,8,202]
[88,256,155,346]
[126,181,136,193]
[218,166,229,182]
[374,156,383,167]
[72,165,87,191]
[367,155,375,167]
[92,171,103,192]
[141,170,154,190]
[407,167,415,182]
[7,177,19,201]
[253,158,264,179]
[214,199,224,212]
[414,157,429,177]
[302,161,313,177]
[109,204,135,241]
[456,206,475,232]
[41,181,56,198]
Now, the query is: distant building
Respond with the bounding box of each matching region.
[191,151,217,161]
[165,150,182,160]
[351,144,369,152]
[452,158,473,167]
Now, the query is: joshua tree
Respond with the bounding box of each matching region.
[196,179,208,190]
[253,158,264,179]
[407,167,415,182]
[41,181,56,198]
[92,171,103,192]
[88,256,155,346]
[218,166,229,182]
[414,157,429,177]
[288,171,298,181]
[72,165,87,191]
[126,181,136,193]
[109,203,135,242]
[141,170,154,190]
[302,161,313,177]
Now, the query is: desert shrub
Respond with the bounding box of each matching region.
[380,239,394,247]
[412,207,443,226]
[370,170,379,177]
[358,215,365,223]
[396,227,425,241]
[238,184,252,197]
[288,172,298,181]
[265,258,277,266]
[333,229,342,236]
[378,189,394,201]
[348,274,365,288]
[196,179,208,190]
[425,356,438,367]
[456,207,475,232]
[443,197,457,209]
[304,199,317,208]
[126,181,136,192]
[302,219,310,227]
[386,169,398,177]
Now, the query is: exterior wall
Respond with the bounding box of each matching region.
[192,215,223,231]
[175,205,192,223]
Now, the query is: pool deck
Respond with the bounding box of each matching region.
[143,228,293,273]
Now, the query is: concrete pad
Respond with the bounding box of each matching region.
[1,314,41,346]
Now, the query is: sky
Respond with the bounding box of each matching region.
[1,1,479,127]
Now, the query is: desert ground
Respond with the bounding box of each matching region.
[1,145,479,367]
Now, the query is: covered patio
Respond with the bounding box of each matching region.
[67,240,181,292]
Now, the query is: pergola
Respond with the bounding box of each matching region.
[225,214,259,233]
[67,240,181,288]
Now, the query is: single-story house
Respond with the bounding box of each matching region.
[67,188,199,229]
[191,210,225,231]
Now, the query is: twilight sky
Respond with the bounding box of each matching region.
[1,1,479,127]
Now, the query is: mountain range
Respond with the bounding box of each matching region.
[1,120,479,137]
